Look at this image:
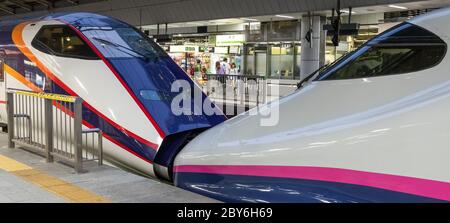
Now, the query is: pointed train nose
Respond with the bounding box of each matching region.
[20,13,227,177]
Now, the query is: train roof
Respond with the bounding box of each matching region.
[408,7,450,40]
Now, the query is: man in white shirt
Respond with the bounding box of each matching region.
[221,58,231,75]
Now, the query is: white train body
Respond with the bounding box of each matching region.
[2,9,450,203]
[174,8,450,203]
[0,13,226,178]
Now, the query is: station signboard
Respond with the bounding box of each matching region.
[216,34,246,46]
[229,46,240,54]
[199,46,213,53]
[169,45,199,53]
[214,46,229,54]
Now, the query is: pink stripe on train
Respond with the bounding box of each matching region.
[175,165,450,201]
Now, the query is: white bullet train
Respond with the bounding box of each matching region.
[0,12,226,178]
[3,8,450,203]
[174,8,450,203]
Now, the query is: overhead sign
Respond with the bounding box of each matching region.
[214,47,229,54]
[216,34,246,46]
[169,45,199,53]
[229,46,240,54]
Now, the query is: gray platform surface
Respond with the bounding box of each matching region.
[0,134,218,203]
[0,170,65,203]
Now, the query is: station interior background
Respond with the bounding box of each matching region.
[1,0,449,104]
[1,0,450,205]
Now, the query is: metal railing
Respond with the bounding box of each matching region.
[6,90,103,173]
[82,128,103,166]
[203,74,267,116]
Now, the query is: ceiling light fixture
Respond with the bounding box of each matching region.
[341,10,357,14]
[275,15,295,19]
[241,18,258,21]
[388,4,408,10]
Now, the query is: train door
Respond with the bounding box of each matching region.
[0,50,6,124]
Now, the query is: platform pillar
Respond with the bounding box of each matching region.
[300,15,326,80]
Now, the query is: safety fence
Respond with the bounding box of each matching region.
[203,74,267,117]
[7,89,103,173]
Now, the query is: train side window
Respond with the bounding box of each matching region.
[317,23,447,80]
[32,25,99,60]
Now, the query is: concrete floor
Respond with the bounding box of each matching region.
[0,133,218,203]
[0,170,65,203]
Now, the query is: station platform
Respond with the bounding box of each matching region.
[0,134,218,203]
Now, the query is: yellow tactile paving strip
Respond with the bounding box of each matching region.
[0,155,110,203]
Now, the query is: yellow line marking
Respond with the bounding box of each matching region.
[0,155,32,172]
[0,155,110,203]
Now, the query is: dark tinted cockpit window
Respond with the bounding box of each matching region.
[317,23,447,81]
[114,27,166,59]
[32,25,99,60]
[80,27,167,60]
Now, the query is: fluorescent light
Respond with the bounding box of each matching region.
[275,15,295,19]
[241,18,258,22]
[341,10,357,14]
[388,4,408,10]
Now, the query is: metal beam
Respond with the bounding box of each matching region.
[34,0,50,7]
[0,4,14,14]
[34,0,53,10]
[8,0,32,12]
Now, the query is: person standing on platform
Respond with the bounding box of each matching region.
[216,61,225,75]
[188,64,195,79]
[216,61,226,84]
[221,58,231,75]
[201,67,209,81]
[230,63,239,75]
[229,62,240,91]
[194,59,202,80]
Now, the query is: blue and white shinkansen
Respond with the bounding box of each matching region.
[2,8,450,203]
[174,8,450,203]
[0,12,226,178]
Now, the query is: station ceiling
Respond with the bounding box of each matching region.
[0,0,105,16]
[0,0,448,26]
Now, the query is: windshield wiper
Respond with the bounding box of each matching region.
[93,37,156,62]
[296,64,327,90]
[297,52,350,90]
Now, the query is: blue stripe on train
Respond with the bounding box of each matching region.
[175,172,446,203]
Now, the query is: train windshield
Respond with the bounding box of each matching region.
[82,27,166,61]
[31,25,100,60]
[316,23,447,81]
